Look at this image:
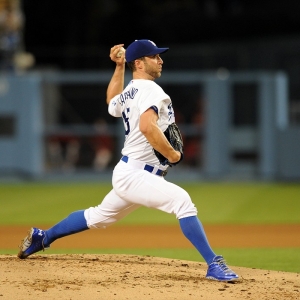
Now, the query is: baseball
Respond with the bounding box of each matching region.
[116,47,125,58]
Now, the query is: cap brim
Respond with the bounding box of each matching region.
[145,48,169,57]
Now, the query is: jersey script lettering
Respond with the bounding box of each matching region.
[118,87,139,105]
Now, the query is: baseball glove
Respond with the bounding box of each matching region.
[154,123,184,166]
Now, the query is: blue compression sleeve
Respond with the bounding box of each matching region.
[44,210,88,246]
[179,216,216,265]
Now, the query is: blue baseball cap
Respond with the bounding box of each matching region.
[125,39,169,62]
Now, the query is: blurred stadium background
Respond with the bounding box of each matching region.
[1,0,300,182]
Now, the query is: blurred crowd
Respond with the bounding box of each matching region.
[46,119,115,172]
[0,0,34,71]
[45,101,205,173]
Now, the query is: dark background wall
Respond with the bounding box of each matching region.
[18,0,300,128]
[21,0,300,68]
[22,0,300,47]
[21,0,300,102]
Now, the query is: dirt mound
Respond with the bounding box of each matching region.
[1,254,299,300]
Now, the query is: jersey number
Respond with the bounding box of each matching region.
[122,108,130,135]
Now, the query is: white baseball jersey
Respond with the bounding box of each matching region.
[108,79,175,165]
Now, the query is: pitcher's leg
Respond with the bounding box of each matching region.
[18,210,89,259]
[113,168,197,219]
[179,216,216,264]
[114,171,216,265]
[44,210,88,246]
[18,189,139,259]
[85,189,140,229]
[45,188,137,244]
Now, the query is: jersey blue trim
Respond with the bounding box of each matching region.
[150,105,158,114]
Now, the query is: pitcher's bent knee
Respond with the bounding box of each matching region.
[173,190,197,219]
[84,206,118,229]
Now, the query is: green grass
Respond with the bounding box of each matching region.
[1,182,300,225]
[1,182,300,273]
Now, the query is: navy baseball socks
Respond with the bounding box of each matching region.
[179,216,239,281]
[18,210,89,259]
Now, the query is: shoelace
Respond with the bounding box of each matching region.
[215,258,233,273]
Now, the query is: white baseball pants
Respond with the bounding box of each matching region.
[84,159,197,229]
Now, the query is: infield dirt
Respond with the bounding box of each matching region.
[0,224,299,300]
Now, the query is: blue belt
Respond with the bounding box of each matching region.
[121,156,168,177]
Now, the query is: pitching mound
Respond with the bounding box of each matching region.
[1,254,299,300]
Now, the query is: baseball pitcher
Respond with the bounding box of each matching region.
[17,39,239,282]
